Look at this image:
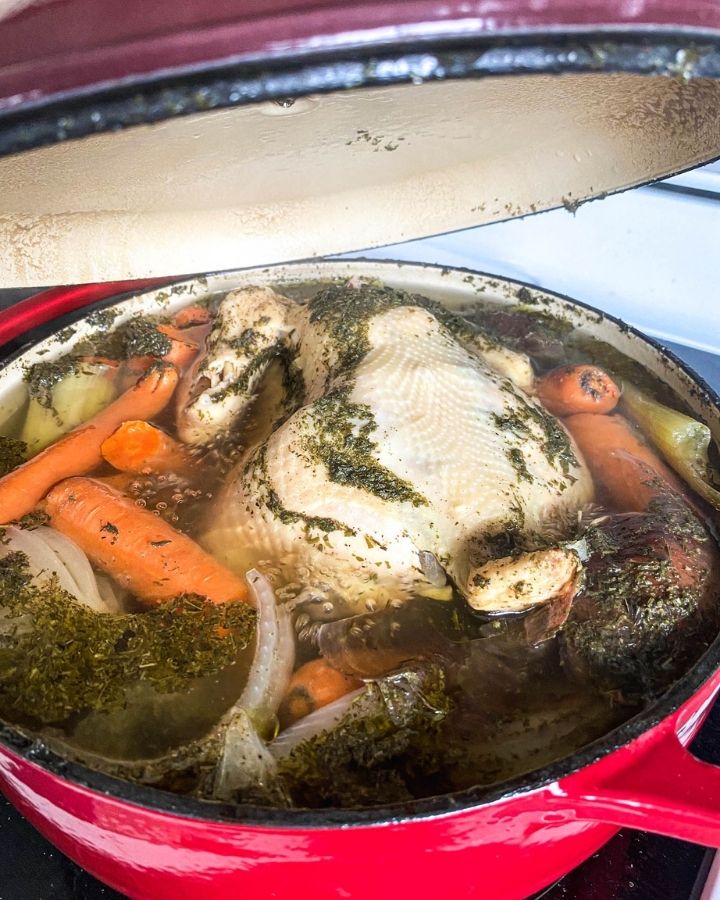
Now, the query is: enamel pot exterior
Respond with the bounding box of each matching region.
[0,261,720,900]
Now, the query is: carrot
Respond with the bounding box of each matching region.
[564,412,683,511]
[45,476,249,606]
[278,658,362,727]
[119,327,200,392]
[76,356,122,375]
[102,420,191,475]
[537,364,620,417]
[0,364,179,524]
[172,305,210,329]
[93,472,137,493]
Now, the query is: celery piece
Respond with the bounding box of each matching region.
[621,381,720,510]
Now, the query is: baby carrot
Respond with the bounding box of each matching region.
[0,364,179,524]
[537,364,620,417]
[102,420,191,475]
[278,658,362,727]
[564,412,682,511]
[45,476,249,606]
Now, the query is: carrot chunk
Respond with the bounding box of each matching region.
[537,364,620,417]
[278,658,361,727]
[102,420,191,475]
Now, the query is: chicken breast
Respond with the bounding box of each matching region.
[184,283,593,612]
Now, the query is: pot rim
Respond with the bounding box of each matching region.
[1,257,719,829]
[3,29,720,160]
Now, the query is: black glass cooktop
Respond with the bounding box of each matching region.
[0,296,718,900]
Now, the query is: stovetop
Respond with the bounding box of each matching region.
[1,166,720,899]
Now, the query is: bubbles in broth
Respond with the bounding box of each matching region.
[0,278,717,810]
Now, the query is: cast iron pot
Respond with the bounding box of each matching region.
[0,259,719,900]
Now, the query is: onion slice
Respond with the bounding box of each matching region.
[212,708,282,803]
[0,525,114,613]
[212,569,295,802]
[269,687,366,761]
[34,525,111,612]
[238,568,295,722]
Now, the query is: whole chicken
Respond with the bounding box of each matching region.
[178,283,593,615]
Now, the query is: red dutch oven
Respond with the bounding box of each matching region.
[1,2,720,898]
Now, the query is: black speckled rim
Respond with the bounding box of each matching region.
[0,258,719,829]
[1,29,720,161]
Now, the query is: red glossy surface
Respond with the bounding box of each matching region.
[1,0,720,113]
[0,280,169,348]
[1,670,719,900]
[1,282,720,898]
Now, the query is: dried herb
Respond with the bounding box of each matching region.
[0,552,256,725]
[308,283,497,381]
[302,389,428,506]
[0,435,27,476]
[24,358,77,408]
[278,664,451,807]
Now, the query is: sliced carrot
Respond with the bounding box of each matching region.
[45,476,249,606]
[0,364,179,524]
[278,658,362,727]
[537,364,620,417]
[172,305,210,329]
[102,420,191,475]
[564,412,682,511]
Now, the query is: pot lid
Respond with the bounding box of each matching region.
[1,1,720,287]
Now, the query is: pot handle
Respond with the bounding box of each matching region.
[0,279,170,348]
[568,717,720,847]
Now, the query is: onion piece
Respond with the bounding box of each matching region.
[213,708,283,803]
[0,526,75,596]
[0,525,114,613]
[269,687,366,761]
[238,568,295,723]
[34,526,109,612]
[211,569,295,802]
[94,573,126,614]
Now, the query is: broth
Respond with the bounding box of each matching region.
[0,275,717,810]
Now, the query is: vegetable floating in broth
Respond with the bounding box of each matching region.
[0,279,718,810]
